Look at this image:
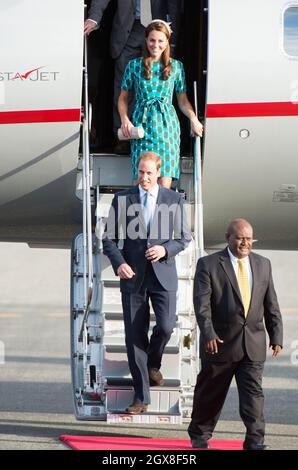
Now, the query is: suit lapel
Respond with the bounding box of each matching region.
[248,253,258,310]
[128,185,147,233]
[149,186,166,237]
[128,185,140,206]
[129,186,168,238]
[219,249,259,316]
[219,248,242,304]
[154,185,166,215]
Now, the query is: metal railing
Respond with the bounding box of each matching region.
[193,81,204,262]
[193,81,204,375]
[79,35,94,342]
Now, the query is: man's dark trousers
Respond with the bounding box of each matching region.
[121,262,176,404]
[188,353,265,445]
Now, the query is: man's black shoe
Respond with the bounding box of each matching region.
[191,437,209,449]
[243,442,269,450]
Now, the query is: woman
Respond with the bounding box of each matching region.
[118,19,203,189]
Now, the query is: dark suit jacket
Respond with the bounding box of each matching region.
[193,248,283,363]
[102,185,191,292]
[88,0,181,58]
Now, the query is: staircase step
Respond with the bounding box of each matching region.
[107,412,182,425]
[103,280,120,288]
[105,345,179,354]
[106,387,181,418]
[105,377,181,388]
[104,311,156,321]
[92,153,131,187]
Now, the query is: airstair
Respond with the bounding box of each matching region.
[70,38,204,423]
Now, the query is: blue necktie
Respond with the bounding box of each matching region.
[143,191,151,233]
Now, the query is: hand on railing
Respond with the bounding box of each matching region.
[190,116,204,137]
[84,19,97,36]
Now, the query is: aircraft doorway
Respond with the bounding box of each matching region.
[84,0,207,159]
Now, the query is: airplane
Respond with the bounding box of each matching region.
[1,0,298,249]
[1,0,297,421]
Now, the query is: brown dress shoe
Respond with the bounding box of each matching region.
[148,368,165,386]
[125,400,148,414]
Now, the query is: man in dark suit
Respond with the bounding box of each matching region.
[102,151,191,413]
[84,0,181,138]
[188,219,283,450]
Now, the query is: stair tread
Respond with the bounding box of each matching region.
[107,411,181,416]
[105,377,181,387]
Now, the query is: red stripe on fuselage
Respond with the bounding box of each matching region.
[206,101,298,118]
[0,109,81,124]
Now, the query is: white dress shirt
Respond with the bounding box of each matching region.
[228,247,253,291]
[139,183,159,228]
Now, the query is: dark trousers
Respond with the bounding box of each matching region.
[121,263,176,404]
[113,20,145,134]
[188,355,265,445]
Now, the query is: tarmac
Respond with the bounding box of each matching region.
[0,243,297,450]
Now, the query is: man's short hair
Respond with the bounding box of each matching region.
[137,152,162,171]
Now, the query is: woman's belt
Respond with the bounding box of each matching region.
[140,97,171,125]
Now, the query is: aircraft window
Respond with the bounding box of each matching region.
[284,7,298,57]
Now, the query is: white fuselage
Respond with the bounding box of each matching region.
[1,0,298,249]
[203,0,298,249]
[0,0,84,245]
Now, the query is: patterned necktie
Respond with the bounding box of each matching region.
[237,258,251,318]
[142,191,151,233]
[140,0,152,27]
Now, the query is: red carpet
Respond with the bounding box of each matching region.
[60,435,243,451]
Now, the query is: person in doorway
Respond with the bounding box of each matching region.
[118,20,203,188]
[188,218,283,450]
[84,0,182,150]
[102,151,191,414]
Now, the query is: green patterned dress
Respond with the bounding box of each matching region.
[121,57,187,180]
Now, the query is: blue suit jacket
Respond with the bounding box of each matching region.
[88,0,181,58]
[103,185,191,292]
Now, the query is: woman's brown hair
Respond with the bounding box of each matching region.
[142,21,172,80]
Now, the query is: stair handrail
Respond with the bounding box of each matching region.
[79,33,93,342]
[193,81,205,374]
[193,81,204,262]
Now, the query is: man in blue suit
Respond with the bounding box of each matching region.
[102,151,191,413]
[84,0,181,139]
